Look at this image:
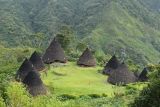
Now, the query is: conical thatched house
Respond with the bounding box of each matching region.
[103,55,120,75]
[138,68,148,82]
[29,51,45,71]
[134,72,141,78]
[42,38,67,64]
[108,63,137,85]
[15,58,35,81]
[23,71,47,96]
[77,48,96,67]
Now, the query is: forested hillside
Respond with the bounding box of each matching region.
[0,0,160,64]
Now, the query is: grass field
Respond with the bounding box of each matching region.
[42,62,125,97]
[6,62,147,107]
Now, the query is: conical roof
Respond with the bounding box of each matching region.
[29,51,45,71]
[138,68,148,82]
[103,55,120,75]
[108,63,137,85]
[77,48,96,67]
[42,38,67,64]
[134,72,141,78]
[23,71,47,96]
[15,58,35,81]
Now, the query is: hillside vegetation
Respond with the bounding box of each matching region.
[0,0,160,64]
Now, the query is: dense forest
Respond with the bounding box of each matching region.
[0,0,160,107]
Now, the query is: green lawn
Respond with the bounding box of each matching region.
[5,62,147,107]
[42,62,125,97]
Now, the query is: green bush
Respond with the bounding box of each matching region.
[67,50,80,62]
[131,66,160,107]
[0,97,6,107]
[79,95,92,99]
[102,93,108,97]
[125,88,138,95]
[88,94,101,98]
[5,82,31,107]
[94,50,109,66]
[57,94,78,101]
[127,59,140,73]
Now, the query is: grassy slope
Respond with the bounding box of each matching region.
[41,61,144,98]
[86,1,160,65]
[42,62,125,97]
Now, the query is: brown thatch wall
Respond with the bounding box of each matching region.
[29,51,45,71]
[23,71,47,96]
[103,55,120,75]
[27,85,47,96]
[42,38,67,64]
[77,48,96,67]
[108,63,137,85]
[15,58,35,82]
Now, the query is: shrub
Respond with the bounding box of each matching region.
[57,94,78,101]
[79,95,92,99]
[5,82,31,107]
[0,97,6,107]
[131,66,160,107]
[125,88,138,95]
[67,50,80,62]
[88,94,101,98]
[17,55,25,62]
[114,92,125,98]
[102,93,108,97]
[94,50,109,66]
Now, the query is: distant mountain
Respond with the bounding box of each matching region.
[0,0,160,64]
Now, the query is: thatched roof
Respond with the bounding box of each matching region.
[42,38,67,64]
[134,72,141,78]
[29,51,45,71]
[77,48,96,67]
[23,71,47,96]
[103,55,120,75]
[138,68,148,82]
[15,58,35,82]
[108,63,137,85]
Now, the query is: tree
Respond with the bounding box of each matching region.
[28,33,46,49]
[131,65,160,107]
[56,25,75,52]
